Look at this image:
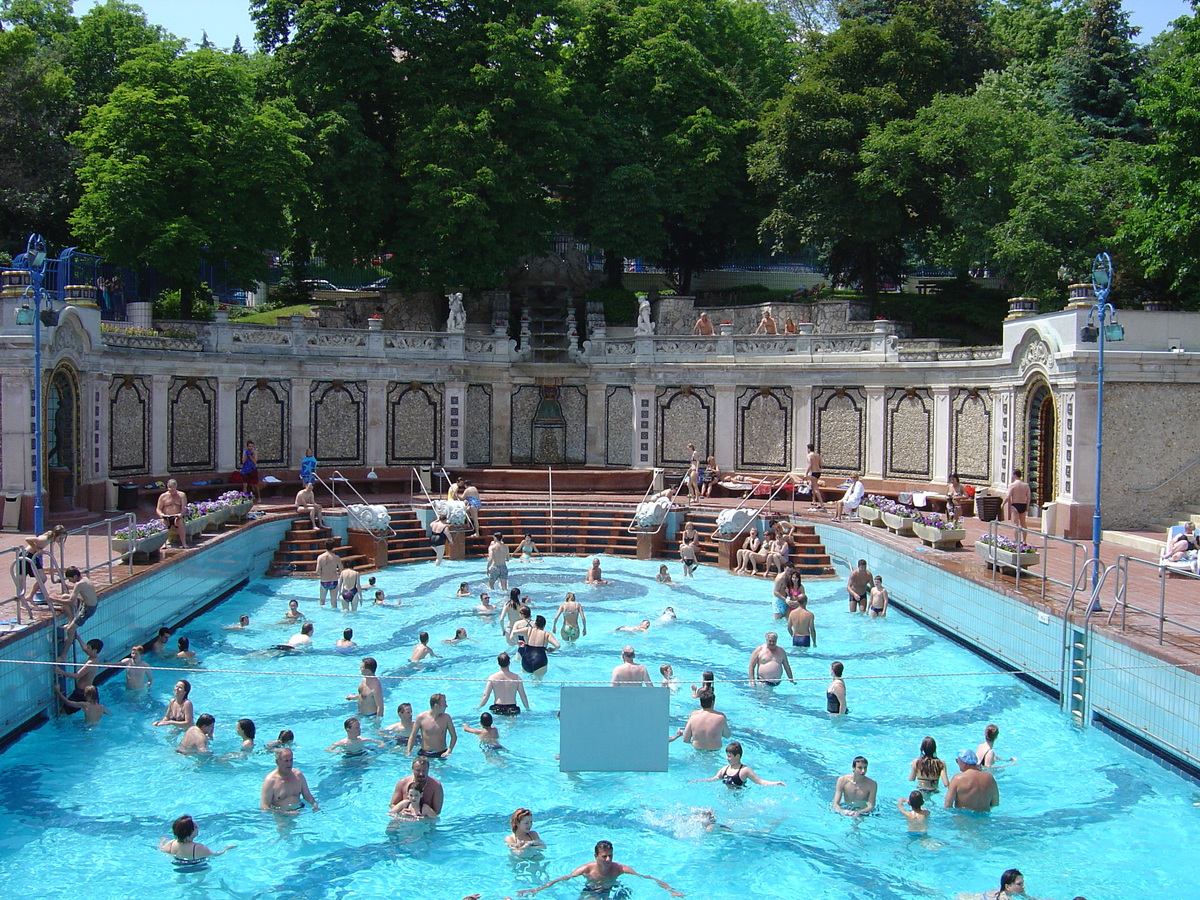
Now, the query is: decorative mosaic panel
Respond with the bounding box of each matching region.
[655,387,714,467]
[465,384,492,465]
[310,381,366,465]
[510,386,541,464]
[812,387,865,474]
[109,375,150,475]
[736,387,791,471]
[168,377,216,472]
[951,389,992,483]
[606,386,633,466]
[884,388,932,479]
[560,386,587,464]
[387,382,443,465]
[237,379,290,468]
[509,385,587,465]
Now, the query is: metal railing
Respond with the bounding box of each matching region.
[63,514,137,584]
[313,471,398,537]
[981,520,1088,604]
[1105,554,1200,645]
[711,475,800,544]
[626,469,677,535]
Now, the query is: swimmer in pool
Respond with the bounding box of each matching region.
[326,716,385,756]
[656,565,672,583]
[691,741,784,788]
[260,748,320,813]
[158,815,234,863]
[390,781,437,820]
[617,619,652,633]
[54,684,110,724]
[833,756,878,817]
[285,622,314,649]
[517,534,540,559]
[897,790,929,833]
[868,575,889,618]
[281,599,304,622]
[120,644,152,690]
[155,679,194,728]
[747,632,794,687]
[347,657,384,717]
[178,713,216,754]
[265,729,294,751]
[222,615,251,630]
[236,718,256,752]
[382,702,415,742]
[476,592,497,616]
[584,558,610,585]
[410,631,439,663]
[456,582,471,597]
[335,628,357,652]
[505,807,546,854]
[463,711,504,751]
[518,839,682,897]
[552,592,586,641]
[909,736,950,792]
[407,692,456,758]
[443,627,473,644]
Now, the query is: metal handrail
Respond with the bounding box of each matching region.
[1107,554,1200,644]
[548,467,555,555]
[63,513,137,584]
[982,520,1088,604]
[314,471,398,537]
[711,474,799,544]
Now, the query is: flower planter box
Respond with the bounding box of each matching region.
[111,530,168,557]
[859,505,881,525]
[228,500,253,520]
[184,515,210,538]
[914,522,966,549]
[205,505,232,531]
[974,540,1040,572]
[881,511,915,536]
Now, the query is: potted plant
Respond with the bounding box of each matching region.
[184,501,210,538]
[111,519,168,556]
[974,534,1041,571]
[858,494,885,525]
[201,498,231,530]
[878,498,917,535]
[220,490,254,519]
[913,512,967,549]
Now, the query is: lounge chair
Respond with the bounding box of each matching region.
[1159,524,1200,576]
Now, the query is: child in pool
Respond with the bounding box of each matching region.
[265,729,294,751]
[897,790,929,833]
[463,712,504,750]
[54,684,110,724]
[456,582,471,597]
[390,783,437,820]
[656,565,672,584]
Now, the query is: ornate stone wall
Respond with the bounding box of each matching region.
[310,381,366,465]
[387,382,443,465]
[813,387,866,474]
[509,385,587,465]
[168,377,216,472]
[560,386,587,464]
[736,387,791,471]
[465,384,492,465]
[606,386,633,466]
[656,387,714,467]
[109,375,150,475]
[885,388,932,479]
[237,379,290,468]
[951,389,992,483]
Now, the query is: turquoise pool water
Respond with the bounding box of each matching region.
[0,554,1195,900]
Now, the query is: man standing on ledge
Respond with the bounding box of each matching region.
[156,479,188,549]
[611,646,651,686]
[261,748,320,813]
[945,748,1000,812]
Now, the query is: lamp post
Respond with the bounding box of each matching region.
[21,233,49,535]
[1081,252,1123,595]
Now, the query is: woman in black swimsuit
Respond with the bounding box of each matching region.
[691,742,786,788]
[517,615,559,678]
[158,814,233,866]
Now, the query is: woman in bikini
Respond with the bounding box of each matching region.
[734,528,762,574]
[154,679,194,727]
[691,742,785,788]
[908,736,950,792]
[158,815,233,866]
[505,807,546,855]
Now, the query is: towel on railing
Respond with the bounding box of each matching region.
[635,496,672,528]
[346,503,391,533]
[715,508,753,534]
[431,499,469,526]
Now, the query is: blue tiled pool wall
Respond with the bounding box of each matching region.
[0,518,292,744]
[816,525,1200,775]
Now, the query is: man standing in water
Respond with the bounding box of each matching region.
[487,533,510,592]
[390,756,444,815]
[945,749,1000,812]
[846,558,873,613]
[519,839,683,897]
[346,657,384,718]
[315,539,341,606]
[477,652,530,716]
[261,748,320,813]
[669,691,730,750]
[832,756,878,817]
[610,646,652,686]
[408,692,457,758]
[786,596,817,649]
[747,632,794,687]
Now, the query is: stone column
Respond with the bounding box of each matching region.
[150,374,170,474]
[585,383,606,466]
[365,379,387,467]
[793,387,814,471]
[713,384,736,472]
[864,386,886,478]
[931,387,952,482]
[444,383,466,469]
[488,380,512,466]
[291,378,311,464]
[632,384,655,469]
[216,376,237,473]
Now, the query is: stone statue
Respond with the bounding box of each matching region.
[635,295,654,335]
[446,292,466,332]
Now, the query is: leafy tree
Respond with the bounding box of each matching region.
[0,23,76,248]
[70,45,309,316]
[562,0,796,292]
[66,0,177,111]
[986,0,1088,78]
[1052,0,1147,143]
[0,0,75,46]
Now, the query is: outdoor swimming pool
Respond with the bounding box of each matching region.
[0,554,1194,900]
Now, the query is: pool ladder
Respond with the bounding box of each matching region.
[1061,565,1109,728]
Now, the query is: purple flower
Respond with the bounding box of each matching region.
[979,535,1038,554]
[114,519,166,540]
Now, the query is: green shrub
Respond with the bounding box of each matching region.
[587,286,638,325]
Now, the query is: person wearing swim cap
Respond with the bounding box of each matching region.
[945,748,999,812]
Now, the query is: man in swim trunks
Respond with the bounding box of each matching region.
[54,636,102,707]
[945,748,1000,812]
[846,558,873,613]
[58,566,99,643]
[390,756,444,816]
[261,748,320,813]
[805,443,824,508]
[518,839,683,897]
[477,651,530,715]
[610,646,652,686]
[669,691,730,750]
[156,479,189,548]
[832,755,878,817]
[294,482,324,528]
[347,657,384,717]
[487,533,510,592]
[1004,468,1032,530]
[552,592,586,641]
[747,632,794,687]
[286,622,314,649]
[315,539,342,606]
[786,596,817,648]
[325,716,385,757]
[462,480,482,535]
[337,566,361,612]
[585,557,610,584]
[407,692,457,758]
